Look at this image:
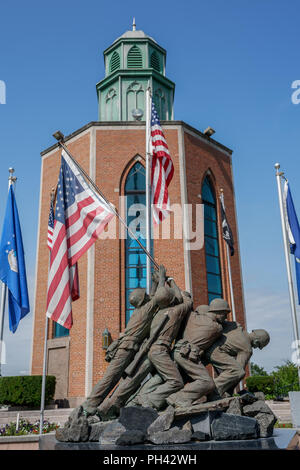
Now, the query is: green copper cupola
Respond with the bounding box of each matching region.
[96,20,175,121]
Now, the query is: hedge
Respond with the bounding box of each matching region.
[0,376,56,407]
[246,375,275,396]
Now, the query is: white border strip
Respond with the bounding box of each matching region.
[30,157,44,373]
[85,128,96,397]
[178,127,193,295]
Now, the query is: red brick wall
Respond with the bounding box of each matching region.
[31,133,90,399]
[184,130,245,326]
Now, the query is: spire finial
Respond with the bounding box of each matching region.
[132,17,136,31]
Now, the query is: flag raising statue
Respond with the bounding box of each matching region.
[46,149,115,329]
[283,180,300,304]
[0,186,30,333]
[220,194,234,256]
[150,101,174,224]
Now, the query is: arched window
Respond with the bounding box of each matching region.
[109,51,120,73]
[150,51,160,72]
[127,46,143,68]
[124,162,150,324]
[202,176,223,303]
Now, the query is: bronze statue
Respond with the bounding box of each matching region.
[81,265,167,416]
[206,321,270,399]
[98,278,192,416]
[166,299,231,408]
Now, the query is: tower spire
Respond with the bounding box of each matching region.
[132,17,136,31]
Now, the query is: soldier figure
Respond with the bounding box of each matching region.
[206,321,270,399]
[80,265,167,416]
[141,284,193,410]
[166,298,231,408]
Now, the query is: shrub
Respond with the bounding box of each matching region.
[0,376,56,407]
[246,375,275,396]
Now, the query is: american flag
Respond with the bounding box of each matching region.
[150,101,174,224]
[46,149,115,329]
[47,197,54,250]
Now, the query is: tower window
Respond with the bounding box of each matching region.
[110,51,120,73]
[127,46,143,68]
[150,51,160,72]
[124,162,152,324]
[54,322,69,338]
[202,176,223,303]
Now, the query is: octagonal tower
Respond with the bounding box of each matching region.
[96,19,175,121]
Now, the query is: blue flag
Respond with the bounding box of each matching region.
[0,186,30,333]
[283,180,300,304]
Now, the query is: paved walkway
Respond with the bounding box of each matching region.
[0,400,293,426]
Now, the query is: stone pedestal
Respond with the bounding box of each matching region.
[39,429,297,450]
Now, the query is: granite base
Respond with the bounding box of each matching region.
[39,429,296,450]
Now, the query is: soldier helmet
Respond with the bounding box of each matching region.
[208,298,231,313]
[156,286,175,308]
[251,329,270,349]
[129,288,146,308]
[182,291,192,299]
[195,305,209,314]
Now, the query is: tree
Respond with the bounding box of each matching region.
[250,362,268,376]
[271,360,300,397]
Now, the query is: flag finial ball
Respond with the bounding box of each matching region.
[274,163,280,170]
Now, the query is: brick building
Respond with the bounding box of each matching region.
[30,24,246,407]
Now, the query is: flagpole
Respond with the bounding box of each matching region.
[220,190,236,322]
[145,86,152,294]
[39,188,56,435]
[39,314,49,435]
[0,168,17,376]
[55,139,159,271]
[275,163,300,384]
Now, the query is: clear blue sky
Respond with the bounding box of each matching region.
[0,0,300,375]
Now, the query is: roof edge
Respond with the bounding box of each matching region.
[40,121,233,157]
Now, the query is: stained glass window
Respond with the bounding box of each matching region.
[125,162,152,324]
[202,176,223,303]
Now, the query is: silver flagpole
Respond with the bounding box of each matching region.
[220,190,236,322]
[145,87,152,294]
[39,189,55,435]
[39,316,48,435]
[275,163,300,384]
[0,168,17,376]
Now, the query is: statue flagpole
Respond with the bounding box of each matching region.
[0,168,17,376]
[39,187,56,435]
[220,189,236,322]
[145,86,152,294]
[275,163,300,384]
